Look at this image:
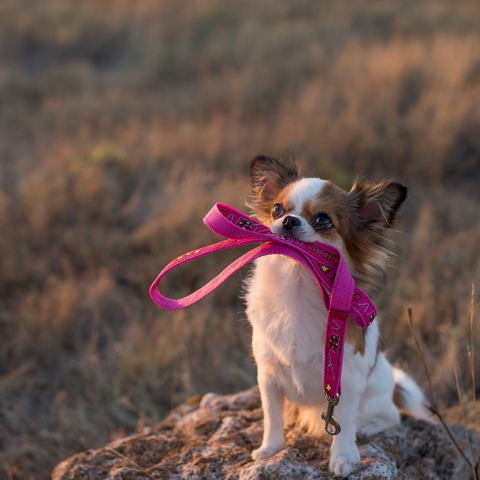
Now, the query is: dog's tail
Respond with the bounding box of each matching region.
[392,367,435,421]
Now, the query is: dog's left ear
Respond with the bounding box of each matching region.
[250,155,299,202]
[248,155,299,221]
[350,180,407,227]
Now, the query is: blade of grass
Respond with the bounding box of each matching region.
[406,308,437,408]
[470,283,479,477]
[454,363,477,480]
[406,308,477,478]
[471,284,477,423]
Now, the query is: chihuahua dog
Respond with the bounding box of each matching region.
[245,155,431,476]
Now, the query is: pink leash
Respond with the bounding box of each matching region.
[150,203,377,435]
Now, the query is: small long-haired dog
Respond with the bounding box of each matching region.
[245,155,432,476]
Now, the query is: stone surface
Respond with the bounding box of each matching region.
[52,386,476,480]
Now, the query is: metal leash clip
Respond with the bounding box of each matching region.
[321,392,341,435]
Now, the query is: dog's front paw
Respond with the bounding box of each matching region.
[329,443,361,476]
[251,444,284,461]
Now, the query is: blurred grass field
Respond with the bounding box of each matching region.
[0,0,480,478]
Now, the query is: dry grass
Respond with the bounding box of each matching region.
[0,0,480,478]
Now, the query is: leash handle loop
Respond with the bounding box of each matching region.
[150,240,326,311]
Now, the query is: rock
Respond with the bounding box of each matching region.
[52,386,476,480]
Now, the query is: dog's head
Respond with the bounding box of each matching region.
[248,155,407,291]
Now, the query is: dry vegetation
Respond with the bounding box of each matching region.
[0,0,479,478]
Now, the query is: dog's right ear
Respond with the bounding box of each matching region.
[250,155,299,201]
[249,155,299,221]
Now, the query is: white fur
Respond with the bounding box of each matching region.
[288,178,327,206]
[245,177,432,476]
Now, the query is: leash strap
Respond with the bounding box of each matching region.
[150,203,376,402]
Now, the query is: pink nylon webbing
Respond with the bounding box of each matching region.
[150,203,377,399]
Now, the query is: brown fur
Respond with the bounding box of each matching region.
[345,318,366,355]
[301,182,354,242]
[345,179,407,290]
[301,180,407,292]
[273,189,296,220]
[368,341,382,375]
[393,383,408,410]
[248,155,300,223]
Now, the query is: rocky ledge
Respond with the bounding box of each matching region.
[53,386,476,480]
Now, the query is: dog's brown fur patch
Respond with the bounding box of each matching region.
[393,383,407,410]
[345,318,366,356]
[368,340,382,375]
[301,182,354,243]
[300,179,407,291]
[273,189,296,220]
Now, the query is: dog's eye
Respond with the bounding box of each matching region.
[313,213,333,230]
[272,203,285,218]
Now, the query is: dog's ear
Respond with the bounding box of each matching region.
[343,180,407,290]
[350,179,407,227]
[249,155,299,221]
[250,155,299,202]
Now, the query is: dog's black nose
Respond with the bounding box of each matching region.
[282,215,301,231]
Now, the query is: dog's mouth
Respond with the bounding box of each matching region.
[271,223,305,241]
[282,229,302,240]
[271,221,331,246]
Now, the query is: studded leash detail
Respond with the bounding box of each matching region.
[150,203,377,435]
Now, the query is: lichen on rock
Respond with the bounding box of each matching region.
[52,386,476,480]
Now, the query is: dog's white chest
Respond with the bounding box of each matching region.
[245,255,328,403]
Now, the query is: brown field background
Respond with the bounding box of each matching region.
[1,0,480,478]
